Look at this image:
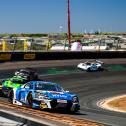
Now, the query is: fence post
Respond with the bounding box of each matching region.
[24,40,28,51]
[2,40,6,51]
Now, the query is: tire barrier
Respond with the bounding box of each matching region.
[0,51,126,62]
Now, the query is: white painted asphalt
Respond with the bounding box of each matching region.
[0,116,23,126]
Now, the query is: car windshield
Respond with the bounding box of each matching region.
[10,77,27,84]
[20,70,30,74]
[86,62,91,65]
[11,79,26,84]
[35,82,64,92]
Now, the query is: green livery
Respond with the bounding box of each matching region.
[1,76,27,96]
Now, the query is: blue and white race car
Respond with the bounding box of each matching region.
[9,81,80,112]
[77,60,104,72]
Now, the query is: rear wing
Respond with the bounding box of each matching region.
[84,59,104,64]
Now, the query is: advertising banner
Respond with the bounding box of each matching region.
[0,54,11,60]
[24,53,35,60]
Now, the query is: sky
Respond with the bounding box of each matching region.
[0,0,126,33]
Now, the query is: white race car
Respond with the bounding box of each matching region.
[77,60,104,72]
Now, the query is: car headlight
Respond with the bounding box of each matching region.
[72,96,79,103]
[35,92,41,98]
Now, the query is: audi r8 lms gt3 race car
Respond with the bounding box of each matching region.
[1,76,27,96]
[77,60,104,72]
[9,81,80,112]
[14,67,38,81]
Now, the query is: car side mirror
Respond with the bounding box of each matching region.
[25,86,30,89]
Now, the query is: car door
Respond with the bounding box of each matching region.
[19,83,31,102]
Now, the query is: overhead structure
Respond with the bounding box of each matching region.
[2,39,6,51]
[67,0,71,49]
[24,40,28,51]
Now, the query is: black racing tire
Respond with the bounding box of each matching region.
[98,67,104,71]
[27,92,33,107]
[66,107,79,114]
[8,90,14,103]
[26,76,30,81]
[87,68,91,72]
[77,68,84,71]
[34,75,38,80]
[0,90,5,97]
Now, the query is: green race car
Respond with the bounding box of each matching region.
[1,76,28,96]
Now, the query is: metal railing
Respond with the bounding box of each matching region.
[0,37,126,52]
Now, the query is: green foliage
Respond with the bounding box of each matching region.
[0,33,49,38]
[0,32,126,39]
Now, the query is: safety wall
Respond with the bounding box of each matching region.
[0,51,126,61]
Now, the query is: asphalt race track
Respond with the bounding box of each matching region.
[41,71,126,126]
[1,59,126,126]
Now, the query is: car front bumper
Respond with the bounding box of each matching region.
[33,99,80,112]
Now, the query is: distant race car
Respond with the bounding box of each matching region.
[77,60,104,72]
[9,81,80,112]
[15,68,38,81]
[1,76,27,96]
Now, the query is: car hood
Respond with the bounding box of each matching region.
[2,80,22,88]
[35,90,76,100]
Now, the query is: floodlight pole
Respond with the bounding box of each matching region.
[67,0,71,50]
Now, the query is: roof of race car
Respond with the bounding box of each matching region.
[24,81,63,92]
[84,59,103,64]
[28,81,61,88]
[17,67,37,73]
[30,81,59,85]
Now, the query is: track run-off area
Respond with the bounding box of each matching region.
[0,59,126,126]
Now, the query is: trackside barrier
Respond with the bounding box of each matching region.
[0,110,47,126]
[24,53,36,60]
[0,54,11,60]
[0,51,126,62]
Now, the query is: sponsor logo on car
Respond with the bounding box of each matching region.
[52,94,67,99]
